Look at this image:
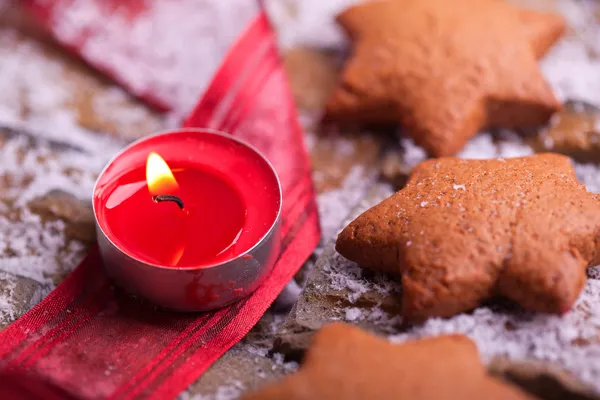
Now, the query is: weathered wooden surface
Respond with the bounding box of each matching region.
[1,0,600,399]
[271,0,600,399]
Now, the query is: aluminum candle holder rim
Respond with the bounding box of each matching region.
[92,127,283,271]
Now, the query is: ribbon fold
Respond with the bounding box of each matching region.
[0,6,319,400]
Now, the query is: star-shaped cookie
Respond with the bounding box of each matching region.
[336,154,600,321]
[242,324,537,400]
[325,0,566,157]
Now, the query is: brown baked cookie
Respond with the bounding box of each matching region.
[325,0,565,157]
[242,323,538,400]
[336,154,600,321]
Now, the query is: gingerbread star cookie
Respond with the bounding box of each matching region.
[242,324,537,400]
[325,0,566,157]
[336,154,600,321]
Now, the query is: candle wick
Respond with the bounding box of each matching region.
[152,194,185,210]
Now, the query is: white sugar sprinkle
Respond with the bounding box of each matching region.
[541,2,600,106]
[179,381,246,400]
[0,272,17,323]
[305,0,600,389]
[316,164,379,251]
[345,307,362,321]
[326,184,600,393]
[0,28,154,152]
[3,0,600,398]
[46,0,259,117]
[0,135,101,285]
[265,0,362,49]
[390,279,600,393]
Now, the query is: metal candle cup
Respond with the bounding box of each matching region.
[92,129,282,311]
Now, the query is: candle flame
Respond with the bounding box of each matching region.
[146,152,179,195]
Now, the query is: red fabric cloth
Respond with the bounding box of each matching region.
[0,8,320,400]
[0,372,77,400]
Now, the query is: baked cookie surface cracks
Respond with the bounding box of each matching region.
[326,0,566,156]
[336,154,600,320]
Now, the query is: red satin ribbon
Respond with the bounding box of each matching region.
[0,9,320,400]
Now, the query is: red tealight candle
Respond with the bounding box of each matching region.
[93,129,282,311]
[103,153,249,268]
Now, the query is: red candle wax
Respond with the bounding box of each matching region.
[94,130,281,269]
[102,164,246,267]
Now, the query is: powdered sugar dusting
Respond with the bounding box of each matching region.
[400,132,534,167]
[271,353,299,373]
[0,27,159,151]
[0,25,127,290]
[321,177,600,393]
[0,134,104,284]
[541,37,600,106]
[321,185,399,304]
[575,163,600,193]
[345,307,362,321]
[43,0,258,117]
[306,185,404,334]
[265,0,362,49]
[319,158,600,394]
[179,381,246,400]
[0,272,17,323]
[398,137,428,169]
[211,0,600,396]
[390,279,600,392]
[0,22,132,326]
[307,9,600,378]
[326,253,372,303]
[541,0,600,106]
[0,29,97,151]
[4,0,600,397]
[0,271,44,327]
[316,165,379,248]
[1,4,311,398]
